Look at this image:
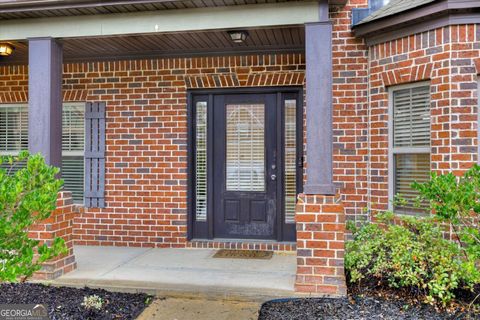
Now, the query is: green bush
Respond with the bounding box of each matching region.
[0,151,67,282]
[412,165,480,261]
[346,212,480,306]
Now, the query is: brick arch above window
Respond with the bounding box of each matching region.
[381,63,433,87]
[64,90,88,102]
[0,92,28,104]
[0,90,88,104]
[185,72,305,89]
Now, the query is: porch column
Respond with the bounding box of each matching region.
[295,1,346,297]
[304,18,335,195]
[28,37,63,168]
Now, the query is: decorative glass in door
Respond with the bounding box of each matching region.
[226,104,265,192]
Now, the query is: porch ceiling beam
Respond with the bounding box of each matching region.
[0,1,321,41]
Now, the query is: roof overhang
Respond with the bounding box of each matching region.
[0,0,347,20]
[0,1,322,41]
[353,0,480,46]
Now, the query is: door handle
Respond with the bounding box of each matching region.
[270,174,277,181]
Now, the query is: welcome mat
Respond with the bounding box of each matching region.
[213,249,273,260]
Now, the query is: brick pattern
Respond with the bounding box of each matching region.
[295,194,346,296]
[30,192,77,280]
[187,240,295,252]
[331,0,369,224]
[368,24,480,212]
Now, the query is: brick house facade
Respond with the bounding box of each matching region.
[0,0,479,296]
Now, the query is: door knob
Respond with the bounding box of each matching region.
[270,174,277,181]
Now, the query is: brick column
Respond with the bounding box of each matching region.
[30,191,77,280]
[295,194,346,296]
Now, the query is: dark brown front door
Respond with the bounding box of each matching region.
[189,88,301,242]
[213,94,278,239]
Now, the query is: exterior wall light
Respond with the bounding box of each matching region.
[228,31,249,43]
[0,43,14,56]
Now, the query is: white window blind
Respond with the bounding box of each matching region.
[0,103,85,203]
[393,86,430,147]
[391,85,431,214]
[62,104,85,203]
[226,104,265,192]
[284,99,297,224]
[0,105,28,153]
[195,102,208,221]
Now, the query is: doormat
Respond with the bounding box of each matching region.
[213,249,273,260]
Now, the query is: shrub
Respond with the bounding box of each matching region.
[412,165,480,261]
[0,151,67,282]
[346,212,480,306]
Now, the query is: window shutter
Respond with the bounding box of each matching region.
[393,86,430,148]
[84,102,106,208]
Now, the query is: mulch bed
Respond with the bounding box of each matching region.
[258,283,480,320]
[0,283,152,320]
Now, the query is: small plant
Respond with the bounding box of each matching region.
[0,152,67,282]
[81,295,103,311]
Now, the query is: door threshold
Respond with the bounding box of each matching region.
[187,239,296,252]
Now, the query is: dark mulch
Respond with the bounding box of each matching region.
[0,283,152,320]
[258,296,479,320]
[259,283,480,320]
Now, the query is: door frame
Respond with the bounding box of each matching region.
[187,87,303,242]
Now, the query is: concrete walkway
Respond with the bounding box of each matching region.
[53,246,296,300]
[137,297,260,320]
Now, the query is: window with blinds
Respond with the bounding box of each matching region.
[226,104,265,192]
[390,85,431,214]
[62,104,85,203]
[284,100,297,224]
[195,102,208,221]
[0,103,85,203]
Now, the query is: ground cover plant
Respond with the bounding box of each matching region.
[0,152,67,282]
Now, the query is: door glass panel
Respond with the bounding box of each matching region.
[226,104,265,192]
[284,99,297,223]
[195,101,208,221]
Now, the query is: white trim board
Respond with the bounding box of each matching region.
[0,1,321,41]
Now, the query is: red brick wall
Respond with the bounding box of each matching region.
[368,24,480,212]
[0,54,306,248]
[331,0,369,224]
[295,194,346,296]
[0,1,372,250]
[30,192,77,280]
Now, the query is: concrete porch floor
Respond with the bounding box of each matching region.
[52,246,297,301]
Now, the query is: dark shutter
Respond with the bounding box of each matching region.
[84,102,106,208]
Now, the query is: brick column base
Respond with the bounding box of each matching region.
[295,194,346,296]
[30,191,77,280]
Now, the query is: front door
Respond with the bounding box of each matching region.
[213,94,278,239]
[189,89,301,242]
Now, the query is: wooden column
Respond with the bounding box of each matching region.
[304,17,335,195]
[28,37,63,168]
